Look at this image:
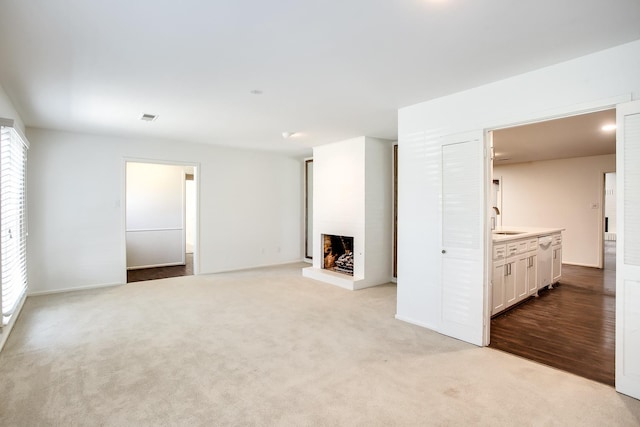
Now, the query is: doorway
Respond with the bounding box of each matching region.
[487,109,617,385]
[125,161,198,282]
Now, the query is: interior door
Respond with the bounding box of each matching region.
[616,100,640,399]
[440,131,486,345]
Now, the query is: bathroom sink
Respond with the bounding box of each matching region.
[492,231,525,235]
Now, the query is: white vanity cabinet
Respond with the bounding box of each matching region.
[491,234,542,316]
[491,243,507,315]
[492,227,563,316]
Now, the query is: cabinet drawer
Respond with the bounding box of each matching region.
[553,234,562,245]
[516,241,529,254]
[494,244,506,260]
[506,242,519,257]
[528,238,538,251]
[506,240,528,256]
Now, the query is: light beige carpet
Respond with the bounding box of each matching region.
[1,263,639,426]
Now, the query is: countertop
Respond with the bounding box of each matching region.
[492,226,565,243]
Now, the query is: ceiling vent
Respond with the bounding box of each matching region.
[140,113,158,122]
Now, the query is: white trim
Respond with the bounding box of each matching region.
[394,314,439,332]
[562,261,600,268]
[27,281,123,297]
[123,157,201,281]
[0,118,29,148]
[483,95,632,347]
[485,94,632,133]
[208,259,307,275]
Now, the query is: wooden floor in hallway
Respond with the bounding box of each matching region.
[127,253,194,283]
[489,241,616,386]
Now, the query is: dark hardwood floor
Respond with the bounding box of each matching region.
[489,241,616,386]
[127,253,194,283]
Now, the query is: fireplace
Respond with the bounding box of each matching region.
[322,234,354,276]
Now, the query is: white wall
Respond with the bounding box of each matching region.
[494,154,615,267]
[185,177,196,253]
[126,162,186,269]
[0,84,24,132]
[26,128,303,294]
[605,172,617,235]
[398,39,640,340]
[306,136,392,289]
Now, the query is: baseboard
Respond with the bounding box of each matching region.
[203,259,307,275]
[563,261,600,268]
[27,281,124,297]
[394,314,438,331]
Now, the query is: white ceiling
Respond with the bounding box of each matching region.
[493,109,617,165]
[0,1,639,156]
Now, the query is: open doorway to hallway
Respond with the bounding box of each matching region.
[125,161,198,283]
[487,109,616,386]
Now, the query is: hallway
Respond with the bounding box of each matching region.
[127,253,194,283]
[489,241,616,386]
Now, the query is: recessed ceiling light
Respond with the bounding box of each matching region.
[282,131,296,139]
[601,124,616,132]
[250,89,263,95]
[140,113,158,122]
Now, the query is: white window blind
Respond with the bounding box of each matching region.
[0,120,28,326]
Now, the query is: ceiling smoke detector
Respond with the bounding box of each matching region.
[140,113,158,122]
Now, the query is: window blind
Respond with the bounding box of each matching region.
[0,121,28,326]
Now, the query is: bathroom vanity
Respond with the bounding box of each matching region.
[492,227,564,316]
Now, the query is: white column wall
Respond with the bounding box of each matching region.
[398,39,640,335]
[26,128,303,294]
[365,137,393,286]
[312,137,366,276]
[305,136,392,289]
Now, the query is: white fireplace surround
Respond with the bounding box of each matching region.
[302,136,393,290]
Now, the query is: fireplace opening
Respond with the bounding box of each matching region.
[323,234,354,276]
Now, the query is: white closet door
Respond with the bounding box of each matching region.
[440,131,486,345]
[616,100,640,399]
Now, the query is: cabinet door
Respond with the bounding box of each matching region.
[515,255,528,301]
[552,246,562,282]
[504,260,517,306]
[492,262,505,315]
[527,254,538,295]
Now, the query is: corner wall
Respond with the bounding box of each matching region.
[397,38,640,341]
[0,84,24,132]
[26,128,303,294]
